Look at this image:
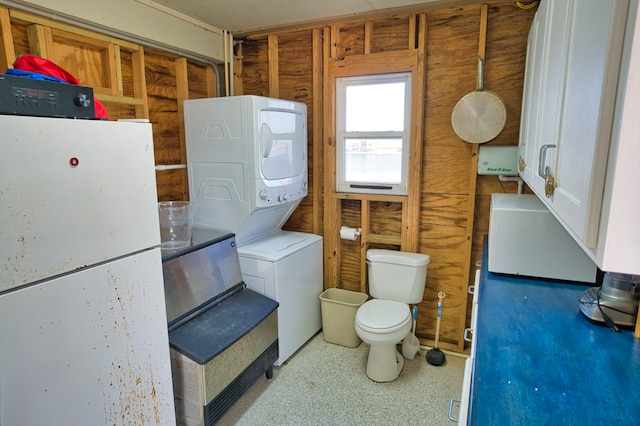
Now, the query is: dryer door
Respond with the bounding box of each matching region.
[259,109,306,180]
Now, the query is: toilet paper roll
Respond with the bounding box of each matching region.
[340,226,361,241]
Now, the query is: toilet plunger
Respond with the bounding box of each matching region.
[426,291,446,366]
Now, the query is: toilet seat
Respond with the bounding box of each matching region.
[356,299,410,334]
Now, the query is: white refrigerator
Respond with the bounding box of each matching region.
[0,115,175,425]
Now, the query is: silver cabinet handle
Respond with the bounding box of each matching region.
[448,398,460,422]
[468,285,475,295]
[537,144,556,178]
[464,327,473,342]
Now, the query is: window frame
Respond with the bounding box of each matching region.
[335,72,412,195]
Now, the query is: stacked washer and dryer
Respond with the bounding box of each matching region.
[184,95,322,366]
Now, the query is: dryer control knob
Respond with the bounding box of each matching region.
[259,190,268,200]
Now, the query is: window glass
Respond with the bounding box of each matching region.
[345,83,406,132]
[336,73,411,195]
[344,137,402,184]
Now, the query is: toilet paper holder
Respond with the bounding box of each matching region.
[340,226,362,240]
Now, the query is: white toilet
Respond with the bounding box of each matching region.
[355,249,430,382]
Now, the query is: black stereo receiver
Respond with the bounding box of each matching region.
[0,73,95,119]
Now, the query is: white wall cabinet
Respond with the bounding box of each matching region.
[518,0,640,275]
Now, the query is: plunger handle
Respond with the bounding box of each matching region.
[434,292,446,347]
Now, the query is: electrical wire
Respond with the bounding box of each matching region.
[595,287,639,332]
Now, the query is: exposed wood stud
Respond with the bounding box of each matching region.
[175,57,190,200]
[131,46,149,119]
[26,24,48,58]
[223,30,230,96]
[227,33,235,96]
[364,21,373,54]
[401,13,426,253]
[330,25,339,59]
[0,6,16,69]
[114,45,123,96]
[456,3,488,351]
[268,34,279,97]
[233,41,243,95]
[360,199,370,293]
[323,25,340,289]
[206,65,217,97]
[312,28,324,235]
[102,41,118,94]
[409,15,417,49]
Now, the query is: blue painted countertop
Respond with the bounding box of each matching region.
[470,242,640,425]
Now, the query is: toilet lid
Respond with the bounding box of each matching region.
[356,299,410,331]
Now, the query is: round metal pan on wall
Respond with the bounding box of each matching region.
[451,4,507,144]
[451,58,507,144]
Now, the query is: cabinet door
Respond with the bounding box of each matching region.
[517,0,547,185]
[519,0,629,248]
[550,0,629,246]
[524,0,572,199]
[518,0,571,192]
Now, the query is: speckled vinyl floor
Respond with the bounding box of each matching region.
[217,332,466,425]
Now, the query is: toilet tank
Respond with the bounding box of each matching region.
[366,249,430,303]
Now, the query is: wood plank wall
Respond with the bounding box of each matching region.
[237,1,536,352]
[0,1,536,354]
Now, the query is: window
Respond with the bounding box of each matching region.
[336,72,411,195]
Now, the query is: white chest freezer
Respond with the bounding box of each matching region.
[237,231,323,365]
